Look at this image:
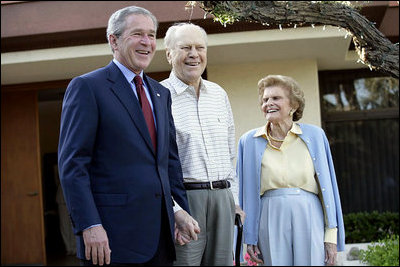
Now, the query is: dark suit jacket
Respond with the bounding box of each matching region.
[58,61,189,263]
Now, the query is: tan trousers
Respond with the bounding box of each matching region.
[174,188,235,266]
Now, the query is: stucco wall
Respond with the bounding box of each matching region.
[207,59,321,145]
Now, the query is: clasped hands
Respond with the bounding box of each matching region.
[174,209,201,245]
[174,205,245,246]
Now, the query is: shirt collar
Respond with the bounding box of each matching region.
[291,122,302,135]
[254,125,268,138]
[253,122,302,138]
[113,58,144,84]
[168,71,206,95]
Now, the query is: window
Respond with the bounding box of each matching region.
[319,69,399,214]
[322,77,398,112]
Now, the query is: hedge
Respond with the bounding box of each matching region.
[343,211,399,243]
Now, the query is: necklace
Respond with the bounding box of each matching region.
[267,128,285,142]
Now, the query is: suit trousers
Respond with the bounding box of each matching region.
[81,198,174,266]
[173,188,235,266]
[257,188,325,266]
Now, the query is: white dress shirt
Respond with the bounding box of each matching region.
[161,71,239,204]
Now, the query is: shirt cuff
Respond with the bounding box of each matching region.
[324,227,337,244]
[84,224,102,231]
[233,194,239,206]
[173,199,183,213]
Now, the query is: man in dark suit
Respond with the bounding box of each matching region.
[58,6,200,266]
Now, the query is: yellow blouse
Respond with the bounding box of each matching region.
[255,122,337,244]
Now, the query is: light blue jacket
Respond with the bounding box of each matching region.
[236,123,345,251]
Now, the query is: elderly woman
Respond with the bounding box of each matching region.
[236,75,345,266]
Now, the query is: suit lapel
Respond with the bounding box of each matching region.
[106,62,155,154]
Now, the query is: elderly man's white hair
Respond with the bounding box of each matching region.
[164,23,208,50]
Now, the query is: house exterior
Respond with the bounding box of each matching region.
[1,1,398,265]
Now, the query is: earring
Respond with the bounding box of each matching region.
[289,109,295,117]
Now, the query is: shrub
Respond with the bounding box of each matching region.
[359,235,399,266]
[343,211,399,243]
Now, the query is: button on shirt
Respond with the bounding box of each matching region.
[161,72,239,204]
[254,122,337,244]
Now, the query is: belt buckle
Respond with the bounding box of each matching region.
[224,179,229,188]
[209,181,215,190]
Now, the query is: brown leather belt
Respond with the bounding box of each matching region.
[184,180,231,190]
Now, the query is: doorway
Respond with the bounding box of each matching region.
[38,88,80,266]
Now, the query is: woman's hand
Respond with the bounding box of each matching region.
[324,242,337,266]
[246,244,264,265]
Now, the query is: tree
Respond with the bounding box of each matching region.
[193,1,399,79]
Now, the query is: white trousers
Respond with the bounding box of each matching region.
[258,188,325,266]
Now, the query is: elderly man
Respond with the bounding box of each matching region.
[58,7,199,266]
[161,23,245,266]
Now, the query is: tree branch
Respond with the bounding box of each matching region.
[197,1,399,78]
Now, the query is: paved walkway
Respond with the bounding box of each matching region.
[337,243,370,266]
[239,242,371,266]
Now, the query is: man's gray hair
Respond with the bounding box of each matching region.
[106,6,158,51]
[164,23,208,50]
